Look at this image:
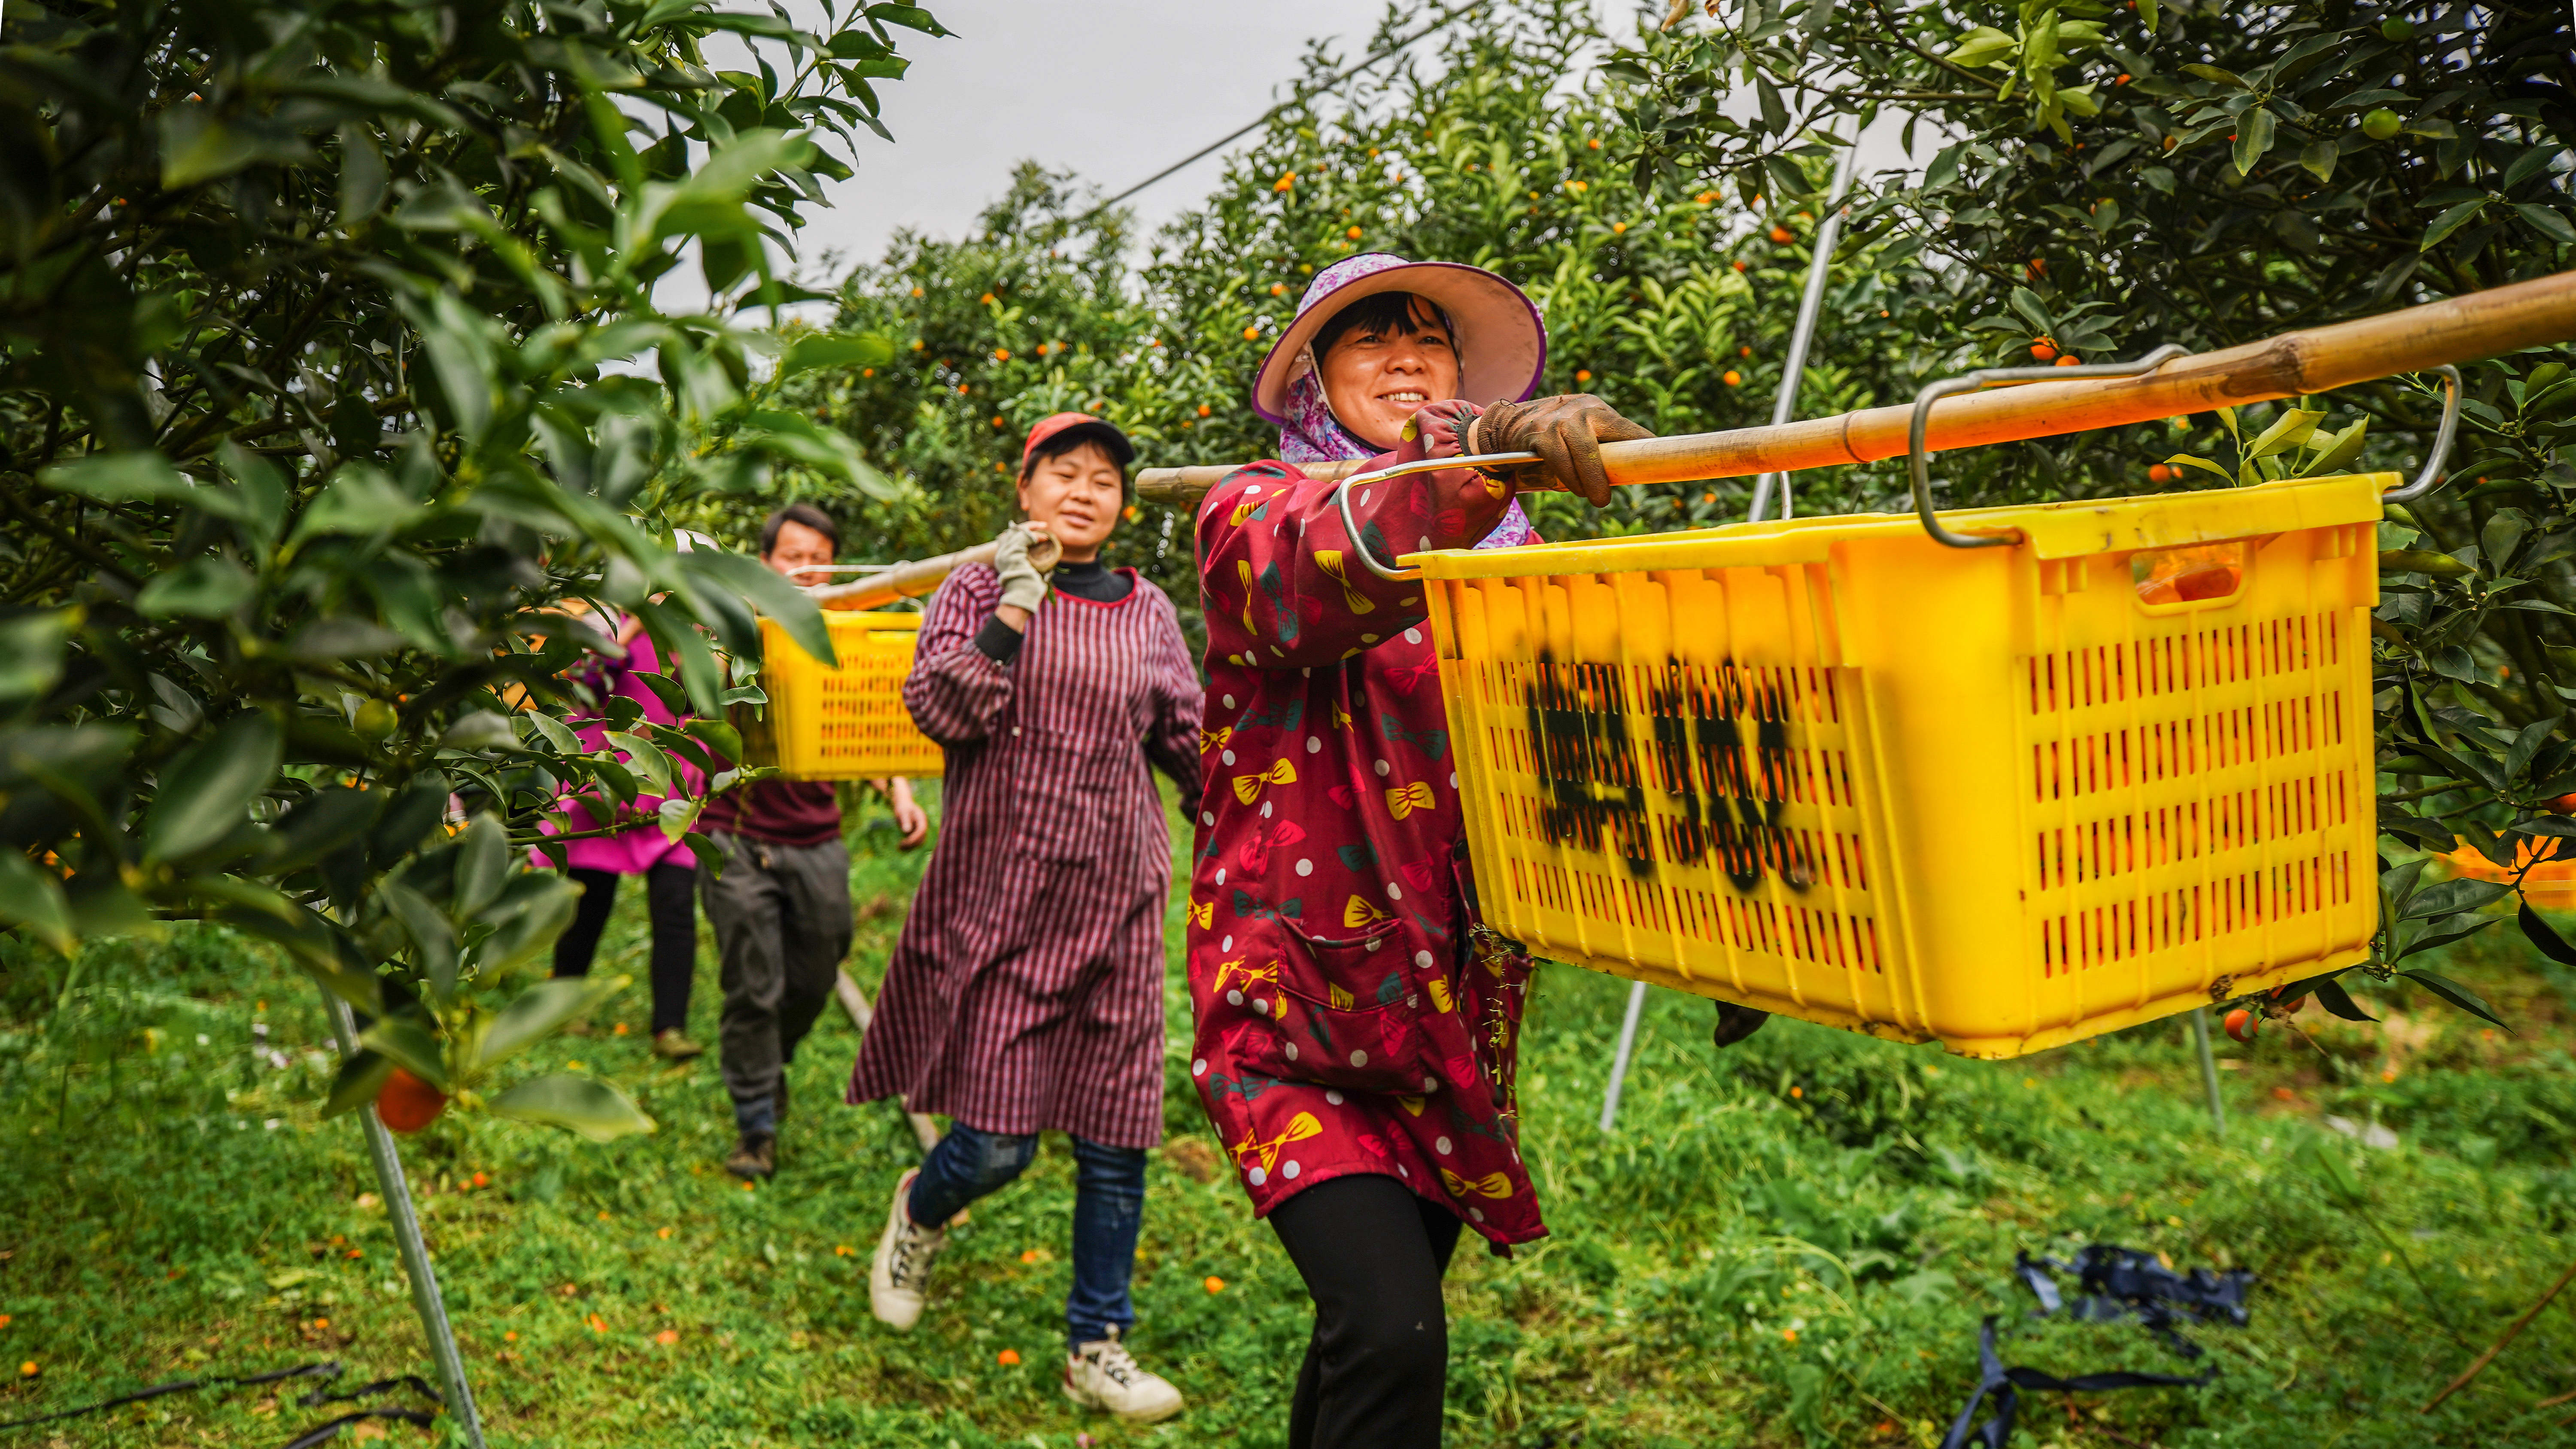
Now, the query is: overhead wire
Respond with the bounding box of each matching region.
[1066,0,1484,231]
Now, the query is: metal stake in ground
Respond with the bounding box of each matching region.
[1747,143,1862,524]
[1596,982,1651,1132]
[2189,1008,2227,1139]
[317,991,487,1449]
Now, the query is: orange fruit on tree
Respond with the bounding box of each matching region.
[2029,340,2057,361]
[1738,345,1752,358]
[2549,792,2576,813]
[376,1067,447,1133]
[1768,225,1793,243]
[1722,370,1742,386]
[1731,259,1748,272]
[2054,354,2080,367]
[2223,1008,2257,1043]
[2148,464,2173,483]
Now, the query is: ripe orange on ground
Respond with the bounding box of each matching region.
[997,1349,1022,1366]
[1205,1276,1226,1293]
[375,1068,447,1133]
[655,1330,679,1346]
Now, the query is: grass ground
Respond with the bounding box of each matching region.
[6,783,2576,1448]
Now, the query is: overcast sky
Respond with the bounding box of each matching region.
[684,1,1926,313]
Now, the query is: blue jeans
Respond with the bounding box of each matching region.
[907,1124,1147,1347]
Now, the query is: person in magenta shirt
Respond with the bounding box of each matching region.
[535,612,711,1059]
[700,503,927,1180]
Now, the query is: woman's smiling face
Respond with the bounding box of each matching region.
[1316,295,1461,452]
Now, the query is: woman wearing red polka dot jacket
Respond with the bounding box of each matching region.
[1186,253,1648,1449]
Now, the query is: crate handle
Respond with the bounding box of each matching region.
[1907,345,2190,550]
[1331,451,1544,581]
[2379,364,2463,504]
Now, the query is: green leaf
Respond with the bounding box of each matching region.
[2378,550,2473,578]
[144,712,283,863]
[2233,108,2276,173]
[2398,968,2509,1028]
[473,975,627,1073]
[677,551,839,669]
[776,332,896,381]
[2245,407,2324,460]
[321,1049,398,1119]
[2183,64,2251,90]
[39,452,194,503]
[452,814,509,917]
[2299,141,2337,184]
[2312,978,2377,1023]
[2161,454,2238,485]
[1946,26,2017,69]
[136,556,255,618]
[381,879,460,1002]
[359,1012,447,1089]
[0,850,74,952]
[865,3,953,36]
[2421,197,2490,251]
[488,1074,657,1141]
[2521,903,2576,967]
[2303,418,2369,476]
[2296,1136,2365,1204]
[289,464,425,543]
[2512,203,2576,246]
[523,712,582,754]
[0,608,75,706]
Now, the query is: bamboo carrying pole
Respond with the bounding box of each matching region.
[1133,270,2576,506]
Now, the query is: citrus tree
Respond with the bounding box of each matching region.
[0,0,939,1131]
[1620,0,2576,1018]
[762,0,1931,641]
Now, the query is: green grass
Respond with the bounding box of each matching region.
[7,785,2576,1447]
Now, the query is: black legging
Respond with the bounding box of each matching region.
[1267,1173,1465,1449]
[552,864,696,1035]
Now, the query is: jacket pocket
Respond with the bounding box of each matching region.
[1219,923,1444,1096]
[1013,739,1126,864]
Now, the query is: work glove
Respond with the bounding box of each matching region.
[991,522,1055,613]
[1466,394,1653,507]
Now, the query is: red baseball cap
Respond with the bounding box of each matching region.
[1021,412,1136,470]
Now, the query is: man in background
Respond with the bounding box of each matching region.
[701,503,929,1179]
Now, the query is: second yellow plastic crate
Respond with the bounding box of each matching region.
[760,612,944,779]
[1413,473,2387,1058]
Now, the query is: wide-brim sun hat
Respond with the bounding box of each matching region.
[1251,253,1546,427]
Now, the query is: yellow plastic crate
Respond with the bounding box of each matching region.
[1413,473,2387,1058]
[760,612,943,779]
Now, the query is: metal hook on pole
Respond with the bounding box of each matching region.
[1907,344,2190,549]
[2381,364,2464,504]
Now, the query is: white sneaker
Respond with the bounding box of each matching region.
[1064,1328,1185,1423]
[868,1169,946,1331]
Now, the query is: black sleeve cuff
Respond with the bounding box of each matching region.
[972,615,1025,662]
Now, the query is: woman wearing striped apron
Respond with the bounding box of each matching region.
[848,413,1203,1423]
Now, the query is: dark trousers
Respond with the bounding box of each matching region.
[906,1123,1149,1347]
[1269,1173,1464,1449]
[697,831,851,1137]
[552,863,696,1036]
